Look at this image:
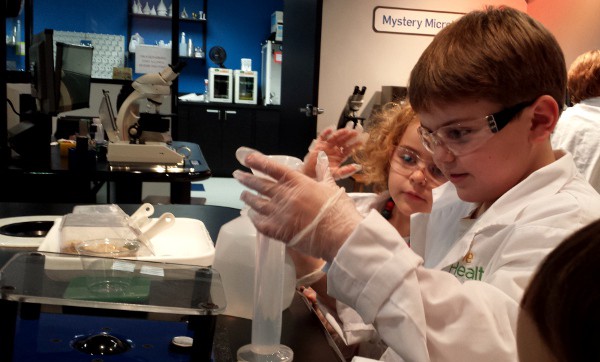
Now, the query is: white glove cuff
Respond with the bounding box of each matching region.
[296,267,326,287]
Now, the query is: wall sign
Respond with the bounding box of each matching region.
[135,44,172,74]
[373,7,464,36]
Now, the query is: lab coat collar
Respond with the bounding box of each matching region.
[476,150,572,225]
[579,96,600,108]
[416,150,576,269]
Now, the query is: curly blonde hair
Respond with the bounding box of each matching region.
[353,102,418,193]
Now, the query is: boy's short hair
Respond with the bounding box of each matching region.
[568,49,600,104]
[408,6,566,113]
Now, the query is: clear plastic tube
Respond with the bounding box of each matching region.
[251,232,285,347]
[237,155,298,361]
[237,231,293,361]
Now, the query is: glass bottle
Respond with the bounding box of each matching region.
[179,32,186,57]
[15,20,25,56]
[204,79,210,102]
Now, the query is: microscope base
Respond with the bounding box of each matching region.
[107,141,184,164]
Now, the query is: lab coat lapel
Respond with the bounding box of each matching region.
[410,182,477,269]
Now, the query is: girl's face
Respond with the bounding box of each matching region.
[388,121,444,216]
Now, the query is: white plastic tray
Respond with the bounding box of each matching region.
[38,217,215,267]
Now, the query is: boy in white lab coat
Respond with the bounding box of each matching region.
[233,6,600,362]
[551,49,600,192]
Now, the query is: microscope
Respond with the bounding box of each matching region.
[116,62,185,143]
[336,85,367,129]
[106,63,188,164]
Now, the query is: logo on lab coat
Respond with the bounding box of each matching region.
[445,261,484,281]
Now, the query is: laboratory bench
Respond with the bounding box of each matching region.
[1,141,211,204]
[0,202,344,362]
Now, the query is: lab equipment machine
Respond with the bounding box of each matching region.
[234,70,258,104]
[261,41,282,105]
[271,11,283,42]
[208,67,233,103]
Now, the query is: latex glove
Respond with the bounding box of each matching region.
[287,247,326,287]
[233,147,363,261]
[302,122,368,180]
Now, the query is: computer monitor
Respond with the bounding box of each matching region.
[28,30,94,115]
[29,29,57,115]
[55,42,94,113]
[13,30,94,161]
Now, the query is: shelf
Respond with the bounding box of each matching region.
[179,56,205,60]
[181,17,206,23]
[127,0,207,99]
[129,13,172,20]
[130,13,206,23]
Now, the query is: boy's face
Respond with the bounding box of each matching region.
[418,99,534,206]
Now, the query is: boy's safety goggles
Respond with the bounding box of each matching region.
[418,100,535,156]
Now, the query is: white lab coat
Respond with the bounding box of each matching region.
[327,151,600,362]
[552,97,600,192]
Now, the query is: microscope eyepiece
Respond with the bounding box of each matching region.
[170,62,187,74]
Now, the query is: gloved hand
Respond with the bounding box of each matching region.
[233,147,363,261]
[302,122,368,180]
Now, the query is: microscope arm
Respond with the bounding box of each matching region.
[115,91,143,141]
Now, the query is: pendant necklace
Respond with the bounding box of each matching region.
[381,197,395,220]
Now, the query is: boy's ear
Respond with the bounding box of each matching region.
[528,95,559,142]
